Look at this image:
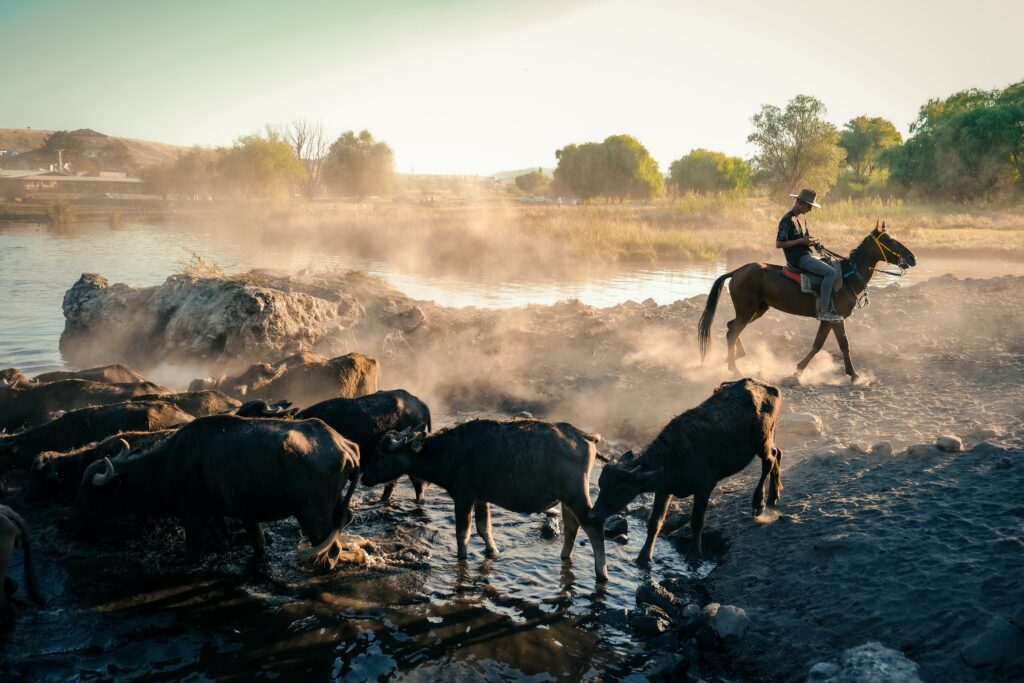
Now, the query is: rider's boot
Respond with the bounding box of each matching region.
[816,308,842,323]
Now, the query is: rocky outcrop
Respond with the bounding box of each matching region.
[59,272,397,370]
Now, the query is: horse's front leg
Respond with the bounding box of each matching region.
[832,321,858,381]
[795,321,832,374]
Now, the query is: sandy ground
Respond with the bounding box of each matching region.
[3,269,1024,680]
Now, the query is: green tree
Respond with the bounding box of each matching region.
[218,130,303,198]
[514,168,549,194]
[669,148,750,194]
[885,81,1024,199]
[143,147,223,199]
[839,116,902,182]
[325,130,395,198]
[748,94,846,195]
[554,134,661,200]
[41,130,83,169]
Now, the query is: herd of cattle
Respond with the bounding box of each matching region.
[0,350,784,619]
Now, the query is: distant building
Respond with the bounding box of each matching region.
[0,169,145,199]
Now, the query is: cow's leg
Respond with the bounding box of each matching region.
[0,514,15,614]
[380,481,397,505]
[560,501,580,561]
[832,321,859,381]
[689,487,713,561]
[244,520,266,559]
[410,476,427,502]
[182,514,207,563]
[796,321,833,374]
[768,447,784,506]
[636,490,671,567]
[474,501,498,557]
[453,498,473,560]
[752,456,772,516]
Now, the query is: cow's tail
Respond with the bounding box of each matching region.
[697,269,737,362]
[331,465,360,531]
[6,508,43,605]
[424,404,432,433]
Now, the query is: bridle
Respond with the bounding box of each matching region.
[871,234,910,277]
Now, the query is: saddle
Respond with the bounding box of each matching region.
[781,262,844,299]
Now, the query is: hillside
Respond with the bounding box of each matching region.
[0,128,188,167]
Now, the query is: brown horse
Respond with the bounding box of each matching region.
[697,222,916,382]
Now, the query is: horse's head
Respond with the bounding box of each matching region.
[870,221,916,269]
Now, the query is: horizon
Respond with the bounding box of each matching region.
[2,0,1022,175]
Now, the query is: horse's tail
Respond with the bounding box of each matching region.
[697,269,737,362]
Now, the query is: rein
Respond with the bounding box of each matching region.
[813,234,908,311]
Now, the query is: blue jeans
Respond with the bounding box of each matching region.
[797,254,841,313]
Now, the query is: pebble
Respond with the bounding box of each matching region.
[782,412,824,436]
[809,642,922,683]
[870,441,894,458]
[700,602,750,642]
[935,435,963,452]
[636,579,681,616]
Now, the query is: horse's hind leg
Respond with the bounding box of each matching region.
[795,321,832,375]
[726,319,746,369]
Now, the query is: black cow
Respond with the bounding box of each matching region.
[190,352,379,406]
[0,378,168,431]
[132,390,241,417]
[29,430,175,501]
[74,415,360,564]
[591,378,783,564]
[363,419,608,582]
[1,505,43,617]
[0,401,192,471]
[296,390,431,503]
[34,364,148,385]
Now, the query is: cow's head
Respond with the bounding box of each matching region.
[591,451,661,523]
[361,426,427,487]
[73,446,131,522]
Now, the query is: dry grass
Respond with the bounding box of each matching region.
[264,195,1024,265]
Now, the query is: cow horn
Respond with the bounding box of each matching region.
[112,438,131,461]
[91,457,117,486]
[1,378,8,387]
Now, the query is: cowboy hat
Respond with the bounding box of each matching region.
[788,188,821,208]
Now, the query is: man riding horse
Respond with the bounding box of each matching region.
[697,193,917,382]
[776,189,842,323]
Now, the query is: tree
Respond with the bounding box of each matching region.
[41,131,83,169]
[286,119,329,200]
[884,81,1024,199]
[325,130,395,198]
[143,147,223,199]
[554,134,661,200]
[748,94,846,195]
[839,116,901,182]
[514,168,549,194]
[218,129,304,198]
[669,149,751,194]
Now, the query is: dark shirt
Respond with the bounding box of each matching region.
[777,210,810,266]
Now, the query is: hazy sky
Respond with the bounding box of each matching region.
[2,0,1022,174]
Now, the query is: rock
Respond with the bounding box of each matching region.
[60,273,341,368]
[829,642,922,682]
[702,603,750,642]
[645,651,688,680]
[780,375,801,388]
[806,661,840,682]
[907,443,943,457]
[630,605,672,638]
[935,435,963,452]
[782,412,824,436]
[870,441,894,458]
[847,442,869,455]
[604,515,627,538]
[960,617,1024,670]
[682,603,701,620]
[636,579,681,617]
